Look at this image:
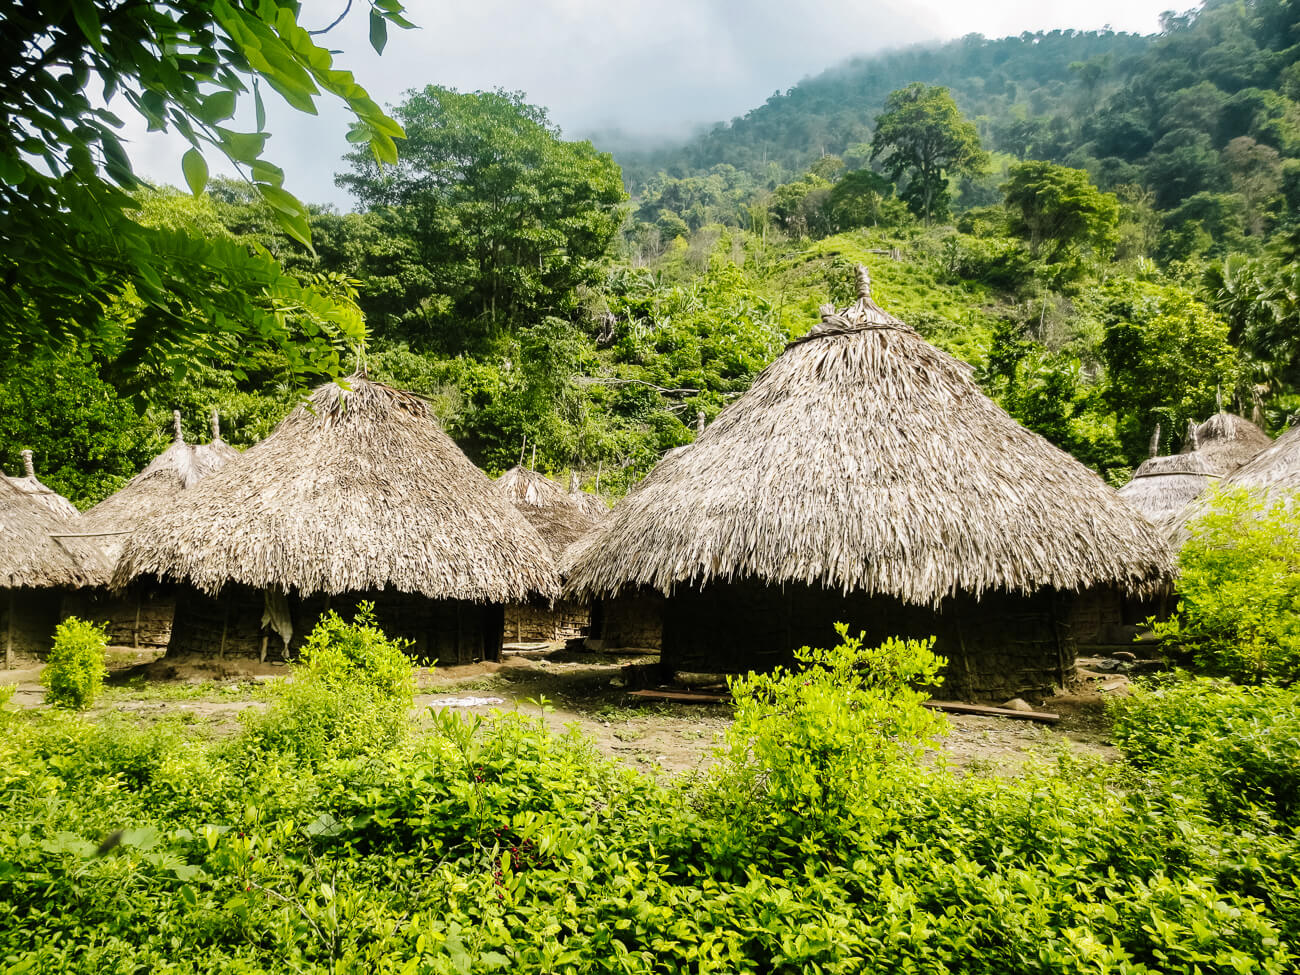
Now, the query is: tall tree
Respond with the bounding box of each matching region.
[337,87,626,345]
[869,83,988,223]
[1002,161,1120,262]
[0,1,410,390]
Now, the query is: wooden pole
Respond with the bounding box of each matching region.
[5,589,12,670]
[953,604,975,701]
[218,592,229,662]
[133,594,141,649]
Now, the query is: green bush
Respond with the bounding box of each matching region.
[703,625,947,862]
[238,603,415,764]
[1153,487,1300,683]
[1111,676,1300,824]
[41,616,108,710]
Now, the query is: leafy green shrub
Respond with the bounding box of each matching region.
[41,616,108,710]
[0,683,14,708]
[1111,676,1300,824]
[704,625,947,862]
[1153,487,1300,683]
[239,604,415,764]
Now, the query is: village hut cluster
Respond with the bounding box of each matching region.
[6,264,1293,700]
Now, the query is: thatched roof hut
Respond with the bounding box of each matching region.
[1118,452,1218,530]
[568,268,1170,605]
[1219,424,1300,495]
[6,450,78,519]
[495,466,602,559]
[1182,411,1270,474]
[566,267,1172,696]
[116,376,558,604]
[0,478,107,661]
[0,478,102,590]
[83,410,238,551]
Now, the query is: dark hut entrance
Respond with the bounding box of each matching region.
[167,584,505,664]
[650,581,1077,701]
[2,587,63,665]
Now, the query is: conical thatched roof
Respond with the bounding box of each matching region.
[495,466,602,559]
[0,478,105,588]
[1167,425,1300,546]
[566,266,1172,605]
[1220,424,1300,495]
[82,410,238,564]
[6,450,78,519]
[114,377,558,602]
[1183,412,1271,474]
[1118,452,1217,532]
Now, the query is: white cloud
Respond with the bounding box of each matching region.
[119,0,1179,207]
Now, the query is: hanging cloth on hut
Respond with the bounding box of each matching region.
[261,587,293,652]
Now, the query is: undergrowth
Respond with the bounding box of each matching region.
[0,619,1296,972]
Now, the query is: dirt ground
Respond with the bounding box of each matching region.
[1,647,1132,776]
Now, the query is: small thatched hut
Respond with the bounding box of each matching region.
[494,466,604,642]
[1,478,105,666]
[1182,411,1270,474]
[566,267,1172,699]
[70,410,240,648]
[1118,452,1219,533]
[6,451,78,519]
[114,377,558,663]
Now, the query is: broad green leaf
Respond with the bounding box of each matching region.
[253,82,266,131]
[71,0,102,51]
[198,90,237,123]
[369,9,388,55]
[215,128,268,163]
[181,148,209,195]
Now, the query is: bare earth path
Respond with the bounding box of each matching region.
[2,646,1126,775]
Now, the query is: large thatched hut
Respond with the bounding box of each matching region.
[566,267,1172,699]
[70,410,239,648]
[6,451,78,519]
[494,466,604,642]
[114,377,558,663]
[0,478,105,666]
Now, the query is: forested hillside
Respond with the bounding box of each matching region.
[5,0,1300,511]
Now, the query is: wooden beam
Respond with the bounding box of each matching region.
[922,700,1060,723]
[627,688,729,704]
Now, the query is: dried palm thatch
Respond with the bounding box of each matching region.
[114,377,558,602]
[494,466,602,558]
[567,266,1172,605]
[1166,425,1300,546]
[1219,424,1300,495]
[198,408,241,467]
[1182,412,1270,474]
[1118,452,1218,529]
[6,450,78,519]
[82,410,237,564]
[0,478,105,589]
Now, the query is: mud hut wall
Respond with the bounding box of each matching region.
[505,599,590,643]
[168,585,503,664]
[2,587,63,661]
[1067,584,1168,650]
[587,590,664,650]
[658,581,1074,701]
[62,584,176,650]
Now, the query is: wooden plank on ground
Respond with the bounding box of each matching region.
[922,700,1060,723]
[627,689,730,704]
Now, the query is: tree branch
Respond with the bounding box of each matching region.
[308,0,354,35]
